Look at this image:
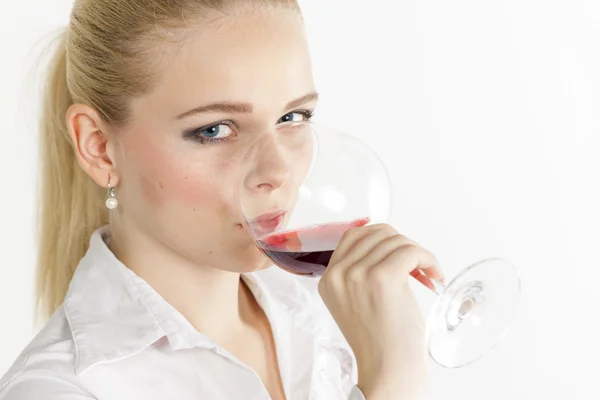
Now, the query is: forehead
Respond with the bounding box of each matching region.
[146,11,314,115]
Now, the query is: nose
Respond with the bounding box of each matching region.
[243,132,291,193]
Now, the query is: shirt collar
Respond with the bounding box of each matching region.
[64,226,213,374]
[63,226,321,376]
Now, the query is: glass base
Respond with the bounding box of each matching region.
[426,258,521,368]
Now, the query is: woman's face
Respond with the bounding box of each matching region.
[113,9,317,272]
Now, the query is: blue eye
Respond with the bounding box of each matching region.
[278,110,313,124]
[197,124,233,139]
[185,123,236,144]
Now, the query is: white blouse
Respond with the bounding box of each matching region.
[0,227,366,400]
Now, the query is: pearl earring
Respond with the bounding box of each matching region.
[105,174,118,210]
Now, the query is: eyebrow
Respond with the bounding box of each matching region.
[176,91,319,119]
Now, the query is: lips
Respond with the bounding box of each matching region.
[248,209,287,236]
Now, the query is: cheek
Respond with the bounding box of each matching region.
[125,135,232,210]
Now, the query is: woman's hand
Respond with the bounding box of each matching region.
[318,224,443,399]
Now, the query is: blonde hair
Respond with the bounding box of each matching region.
[36,0,299,321]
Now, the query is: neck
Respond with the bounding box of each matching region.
[108,220,256,341]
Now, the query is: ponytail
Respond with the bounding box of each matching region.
[35,30,107,322]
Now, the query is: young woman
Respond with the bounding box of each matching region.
[0,1,442,399]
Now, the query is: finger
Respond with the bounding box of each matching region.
[379,235,439,283]
[348,234,415,273]
[358,238,440,283]
[413,257,445,283]
[334,225,405,272]
[323,223,394,289]
[343,234,410,287]
[330,224,395,266]
[389,245,441,281]
[411,269,436,291]
[342,230,410,286]
[392,237,444,283]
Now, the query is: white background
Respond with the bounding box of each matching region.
[0,0,596,399]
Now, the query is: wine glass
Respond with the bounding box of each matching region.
[234,121,521,368]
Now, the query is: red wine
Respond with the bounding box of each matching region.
[259,248,335,275]
[257,217,369,276]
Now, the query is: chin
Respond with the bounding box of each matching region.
[220,226,274,272]
[226,245,273,273]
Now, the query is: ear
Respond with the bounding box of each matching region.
[66,104,120,188]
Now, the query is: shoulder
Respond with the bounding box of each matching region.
[0,373,95,400]
[0,307,91,399]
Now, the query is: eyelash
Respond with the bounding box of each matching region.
[185,109,315,145]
